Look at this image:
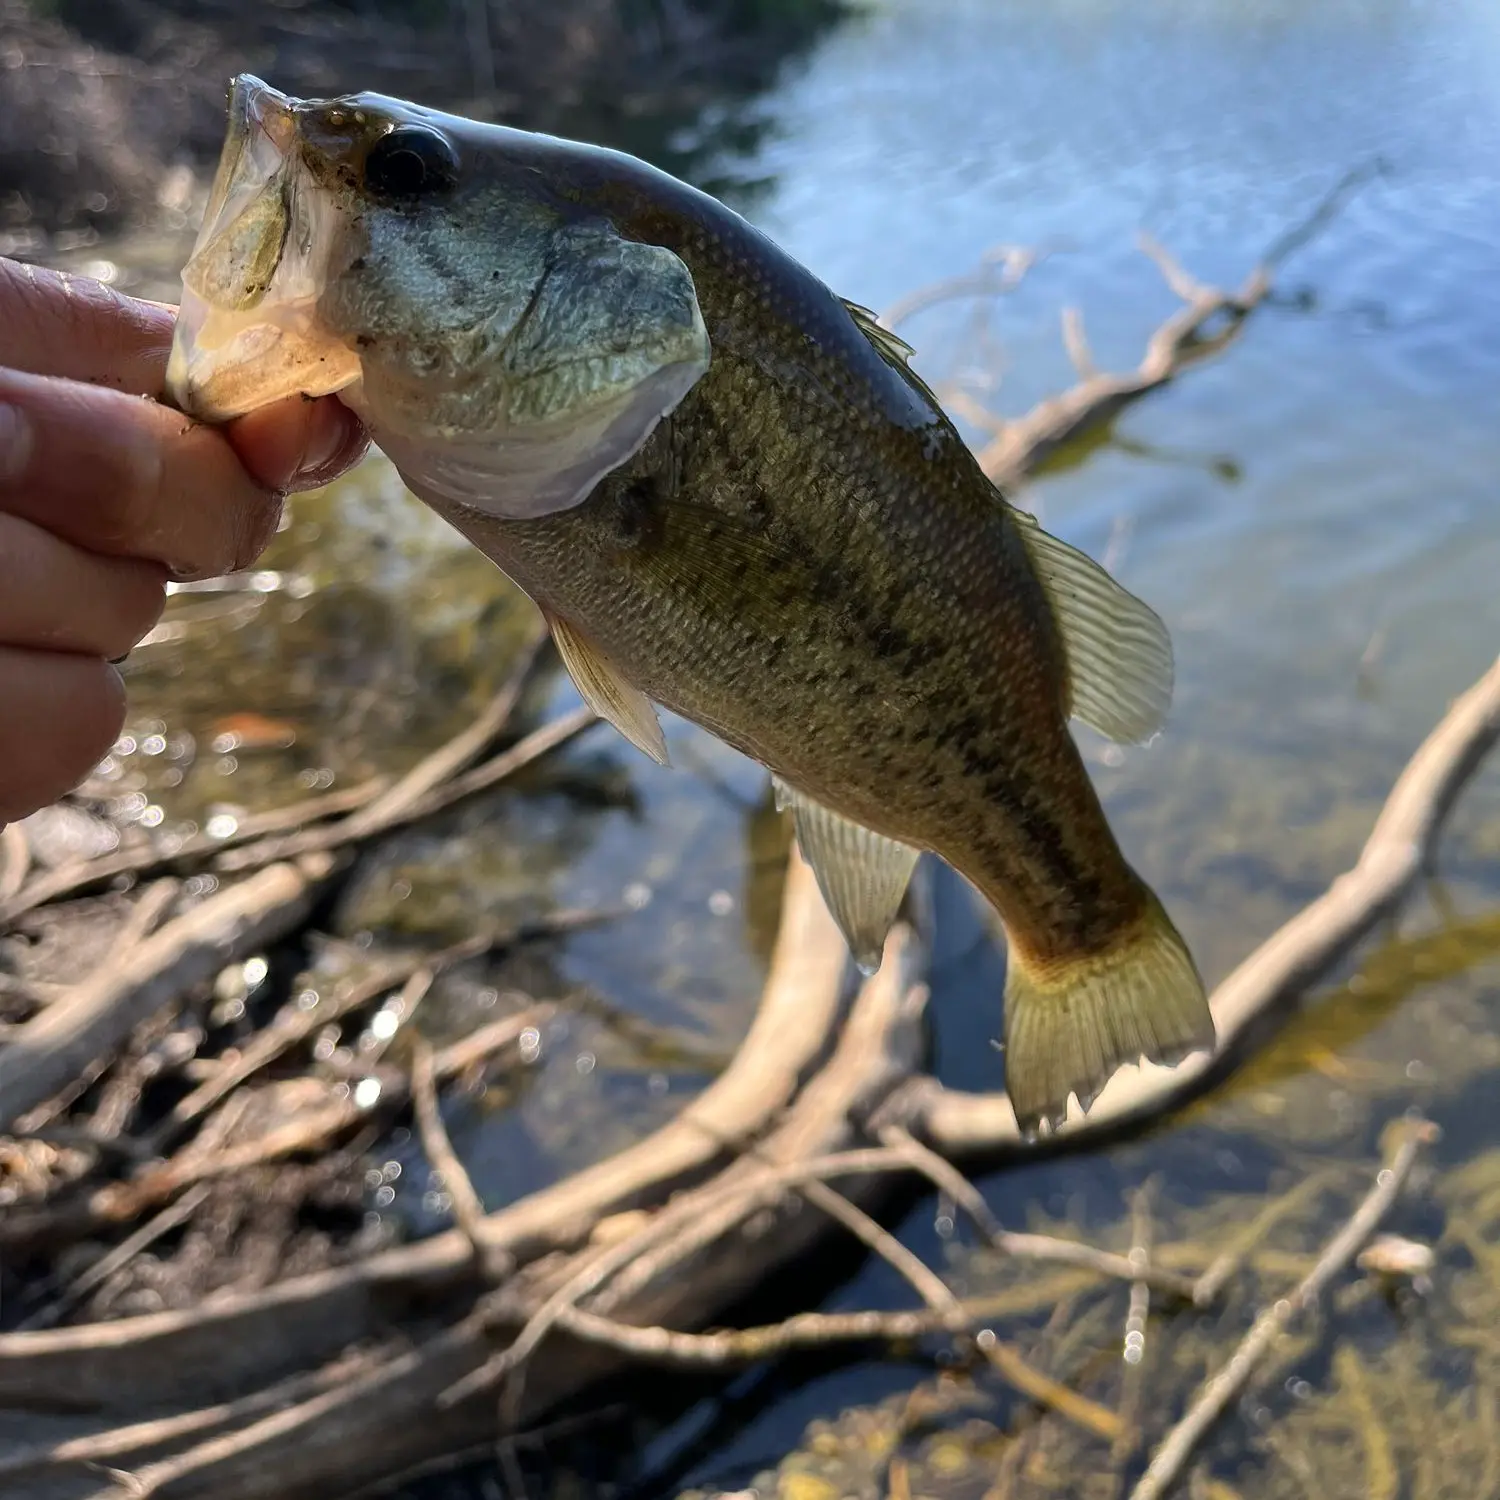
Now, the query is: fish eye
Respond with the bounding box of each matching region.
[363,126,459,200]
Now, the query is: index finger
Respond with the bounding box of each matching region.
[0,257,174,395]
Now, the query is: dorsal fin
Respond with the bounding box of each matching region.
[1006,505,1174,746]
[842,299,945,408]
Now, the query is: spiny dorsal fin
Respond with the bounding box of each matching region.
[1007,505,1174,745]
[843,300,919,365]
[772,777,920,974]
[842,300,945,408]
[545,609,670,766]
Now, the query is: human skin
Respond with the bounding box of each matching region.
[0,256,369,825]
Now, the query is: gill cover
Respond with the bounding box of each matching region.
[364,218,712,522]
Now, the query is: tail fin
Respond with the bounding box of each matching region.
[1002,895,1213,1138]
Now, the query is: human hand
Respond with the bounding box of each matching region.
[0,256,369,826]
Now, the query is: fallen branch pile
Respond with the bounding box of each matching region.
[3,165,1477,1500]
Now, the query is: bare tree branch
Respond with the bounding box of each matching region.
[411,1037,507,1279]
[968,164,1382,486]
[0,860,331,1134]
[1128,1119,1436,1500]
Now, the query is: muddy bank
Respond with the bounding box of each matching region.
[0,0,845,248]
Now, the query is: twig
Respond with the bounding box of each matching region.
[970,165,1380,486]
[1136,233,1212,303]
[0,777,386,924]
[901,651,1500,1155]
[880,243,1056,331]
[540,1293,1105,1369]
[1112,1180,1156,1468]
[1192,1169,1338,1308]
[0,863,327,1134]
[797,1177,956,1313]
[0,1005,553,1252]
[411,1037,507,1278]
[878,1123,1197,1300]
[1127,1119,1436,1500]
[212,705,596,875]
[17,1184,211,1331]
[145,909,606,1153]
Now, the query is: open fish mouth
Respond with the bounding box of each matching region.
[166,75,361,421]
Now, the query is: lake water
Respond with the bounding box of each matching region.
[43,0,1500,1494]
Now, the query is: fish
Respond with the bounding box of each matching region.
[166,75,1216,1135]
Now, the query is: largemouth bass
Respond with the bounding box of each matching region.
[167,76,1215,1134]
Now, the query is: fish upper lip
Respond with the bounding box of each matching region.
[228,74,299,156]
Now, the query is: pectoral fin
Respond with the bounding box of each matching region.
[772,778,919,973]
[1008,505,1174,745]
[545,611,669,766]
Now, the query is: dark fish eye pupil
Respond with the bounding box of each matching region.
[365,128,458,199]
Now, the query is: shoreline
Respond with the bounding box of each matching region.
[0,0,845,249]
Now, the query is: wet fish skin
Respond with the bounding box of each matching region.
[168,80,1216,1134]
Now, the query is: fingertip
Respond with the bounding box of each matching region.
[226,394,368,493]
[286,397,370,491]
[101,657,128,729]
[0,650,128,823]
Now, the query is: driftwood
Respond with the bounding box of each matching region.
[3,167,1470,1499]
[0,638,598,1134]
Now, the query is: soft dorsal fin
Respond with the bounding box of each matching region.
[1007,505,1174,745]
[772,777,920,974]
[545,609,670,766]
[842,299,945,408]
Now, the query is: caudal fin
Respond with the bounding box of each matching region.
[1002,895,1214,1138]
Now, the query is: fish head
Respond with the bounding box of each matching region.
[168,76,711,518]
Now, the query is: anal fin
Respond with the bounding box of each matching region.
[545,610,669,767]
[773,777,919,974]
